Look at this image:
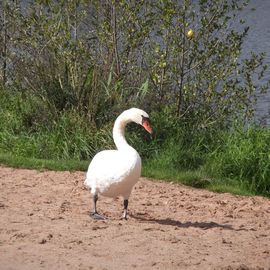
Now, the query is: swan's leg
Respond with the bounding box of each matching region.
[122,199,129,220]
[93,194,98,213]
[90,194,106,220]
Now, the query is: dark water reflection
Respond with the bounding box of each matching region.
[240,0,270,125]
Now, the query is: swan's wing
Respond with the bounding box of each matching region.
[88,150,131,180]
[85,150,140,193]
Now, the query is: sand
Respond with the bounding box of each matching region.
[0,166,269,270]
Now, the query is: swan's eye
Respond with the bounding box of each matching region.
[141,115,149,125]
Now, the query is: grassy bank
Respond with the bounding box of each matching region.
[0,153,89,171]
[143,125,270,197]
[0,151,263,197]
[0,91,269,197]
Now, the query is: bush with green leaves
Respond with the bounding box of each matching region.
[1,0,269,128]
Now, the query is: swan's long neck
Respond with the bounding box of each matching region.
[113,114,132,151]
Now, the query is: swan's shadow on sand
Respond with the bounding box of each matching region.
[130,214,240,231]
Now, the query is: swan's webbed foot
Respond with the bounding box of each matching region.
[90,194,106,220]
[90,211,107,220]
[121,213,128,220]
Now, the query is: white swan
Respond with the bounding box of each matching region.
[84,108,153,220]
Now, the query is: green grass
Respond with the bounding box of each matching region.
[0,153,89,171]
[142,125,270,198]
[143,161,208,187]
[142,159,259,197]
[0,150,268,198]
[208,182,256,197]
[204,126,270,196]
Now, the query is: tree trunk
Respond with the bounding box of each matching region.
[111,2,120,78]
[2,3,7,87]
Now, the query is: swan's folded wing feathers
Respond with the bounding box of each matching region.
[86,150,138,193]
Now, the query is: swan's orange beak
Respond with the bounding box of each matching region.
[142,120,153,134]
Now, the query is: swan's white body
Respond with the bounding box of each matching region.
[84,108,152,219]
[85,148,141,199]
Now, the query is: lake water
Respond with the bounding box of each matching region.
[241,0,270,125]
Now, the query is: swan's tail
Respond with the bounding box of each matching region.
[84,176,93,191]
[84,177,89,187]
